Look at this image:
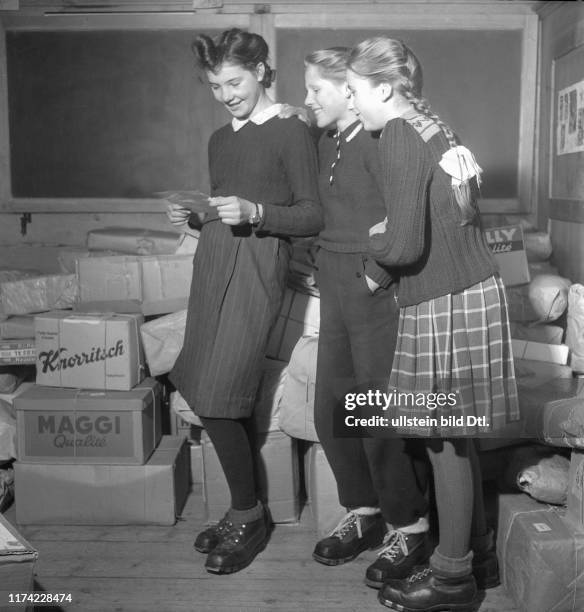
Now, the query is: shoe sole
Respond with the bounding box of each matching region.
[312,539,381,566]
[205,537,269,574]
[194,544,213,554]
[378,594,479,612]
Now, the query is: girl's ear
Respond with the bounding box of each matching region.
[379,82,393,102]
[255,62,266,83]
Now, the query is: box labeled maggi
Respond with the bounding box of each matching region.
[14,378,161,464]
[35,311,144,391]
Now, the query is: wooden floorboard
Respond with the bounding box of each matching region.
[2,485,519,612]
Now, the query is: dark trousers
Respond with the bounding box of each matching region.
[314,250,429,528]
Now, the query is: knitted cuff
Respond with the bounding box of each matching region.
[228,501,263,524]
[430,547,474,579]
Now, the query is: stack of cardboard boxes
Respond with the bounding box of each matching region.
[13,308,190,526]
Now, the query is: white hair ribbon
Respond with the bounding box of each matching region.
[438,145,482,188]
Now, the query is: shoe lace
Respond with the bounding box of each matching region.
[329,511,362,540]
[218,522,246,549]
[378,530,409,561]
[215,516,233,535]
[407,566,432,584]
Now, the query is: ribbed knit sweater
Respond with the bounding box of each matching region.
[207,115,322,237]
[369,111,498,306]
[316,121,393,287]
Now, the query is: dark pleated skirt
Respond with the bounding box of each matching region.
[169,220,289,419]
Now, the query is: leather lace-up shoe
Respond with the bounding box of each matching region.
[204,507,271,574]
[194,513,233,554]
[365,530,432,588]
[378,566,478,612]
[312,511,385,566]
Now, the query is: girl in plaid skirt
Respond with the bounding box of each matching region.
[347,37,520,612]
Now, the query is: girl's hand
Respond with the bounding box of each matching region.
[278,104,311,126]
[210,196,256,226]
[365,275,380,294]
[166,202,191,227]
[369,217,388,237]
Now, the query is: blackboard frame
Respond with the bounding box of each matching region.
[0,5,538,215]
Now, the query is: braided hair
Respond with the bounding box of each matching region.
[192,28,275,88]
[348,37,478,224]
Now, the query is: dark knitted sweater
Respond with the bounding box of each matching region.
[369,111,498,306]
[206,115,322,237]
[317,121,393,287]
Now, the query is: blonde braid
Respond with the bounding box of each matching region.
[403,87,478,225]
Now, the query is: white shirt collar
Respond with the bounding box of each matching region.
[231,103,283,132]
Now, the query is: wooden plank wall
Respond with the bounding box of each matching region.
[538,1,584,284]
[0,0,542,273]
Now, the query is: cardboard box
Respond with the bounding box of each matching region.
[202,430,299,524]
[0,315,34,340]
[567,450,584,529]
[305,443,346,537]
[140,309,186,376]
[484,225,530,287]
[0,274,78,316]
[0,513,38,609]
[15,378,162,464]
[86,227,182,256]
[15,435,190,525]
[266,288,320,361]
[511,322,564,345]
[0,339,35,365]
[497,492,584,612]
[519,377,584,449]
[34,311,144,391]
[190,441,203,486]
[76,254,193,316]
[512,339,570,365]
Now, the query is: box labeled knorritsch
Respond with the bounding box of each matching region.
[34,311,144,391]
[15,378,161,464]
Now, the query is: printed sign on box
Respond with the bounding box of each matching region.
[15,378,161,464]
[484,225,530,287]
[34,311,144,391]
[0,339,35,365]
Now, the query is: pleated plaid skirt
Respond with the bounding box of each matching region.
[387,274,520,437]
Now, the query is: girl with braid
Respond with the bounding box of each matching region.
[168,28,321,575]
[346,37,519,611]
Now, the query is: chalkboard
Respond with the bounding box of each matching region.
[6,30,229,198]
[276,29,522,199]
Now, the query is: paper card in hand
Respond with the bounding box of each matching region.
[156,190,211,214]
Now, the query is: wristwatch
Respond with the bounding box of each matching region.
[249,202,262,226]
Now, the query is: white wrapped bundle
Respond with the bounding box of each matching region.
[1,274,78,316]
[140,310,187,376]
[566,283,584,373]
[528,274,571,322]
